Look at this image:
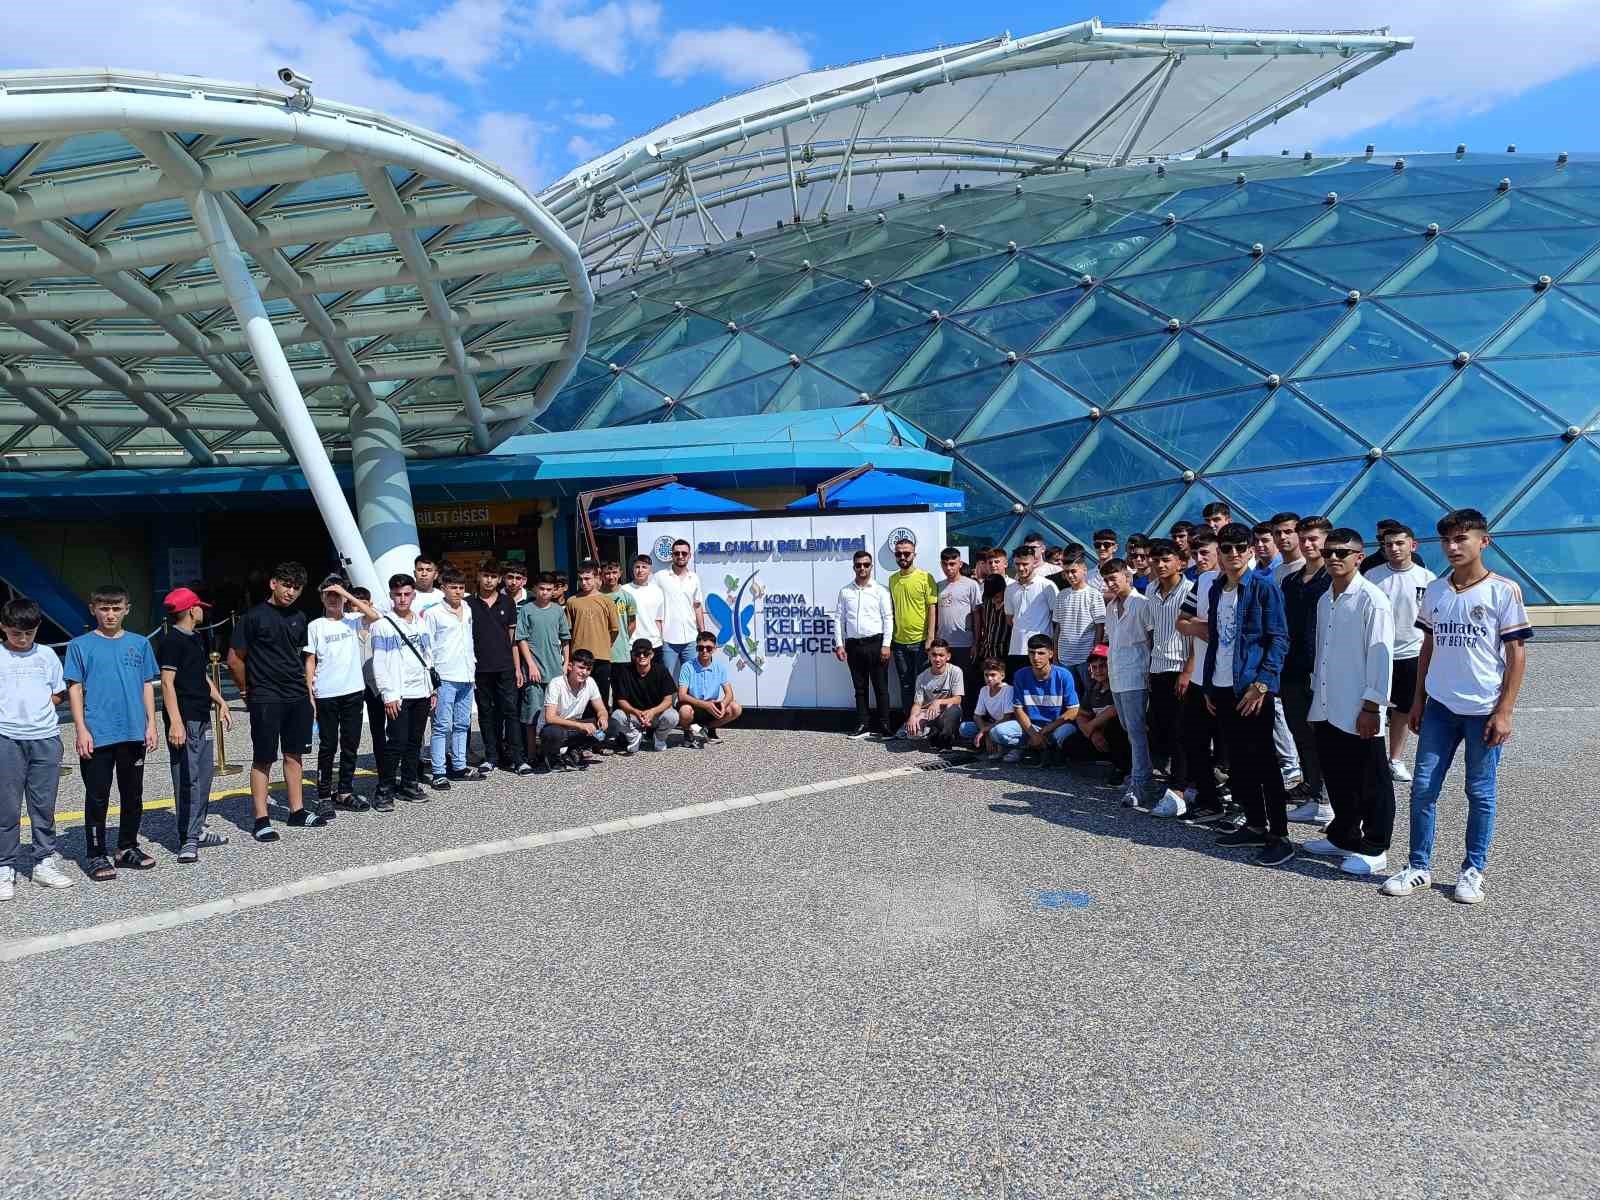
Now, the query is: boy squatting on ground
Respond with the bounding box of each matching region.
[1,598,75,897]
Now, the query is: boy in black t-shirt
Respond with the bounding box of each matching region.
[157,588,231,863]
[608,640,681,753]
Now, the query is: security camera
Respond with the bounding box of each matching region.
[277,67,313,88]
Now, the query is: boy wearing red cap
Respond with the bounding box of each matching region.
[157,587,232,863]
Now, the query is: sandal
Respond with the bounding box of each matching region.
[113,847,156,870]
[87,855,117,882]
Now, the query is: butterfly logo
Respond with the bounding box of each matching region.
[705,592,755,647]
[707,570,763,673]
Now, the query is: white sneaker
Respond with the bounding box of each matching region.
[688,723,706,747]
[1302,836,1345,856]
[1151,790,1186,818]
[0,867,13,902]
[1341,850,1388,876]
[1287,800,1334,825]
[32,856,75,890]
[1388,758,1413,782]
[1380,866,1431,897]
[1453,866,1486,905]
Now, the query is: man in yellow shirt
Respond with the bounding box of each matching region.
[888,536,938,736]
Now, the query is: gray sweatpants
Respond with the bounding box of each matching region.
[0,733,63,869]
[167,720,215,852]
[607,708,680,752]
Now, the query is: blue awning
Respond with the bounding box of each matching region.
[787,469,965,512]
[594,483,756,529]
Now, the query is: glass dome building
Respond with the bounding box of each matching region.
[540,151,1600,604]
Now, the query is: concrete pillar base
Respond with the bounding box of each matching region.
[352,402,420,588]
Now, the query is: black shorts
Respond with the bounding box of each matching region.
[248,697,314,764]
[1390,657,1420,711]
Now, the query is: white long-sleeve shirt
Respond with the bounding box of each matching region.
[835,580,894,641]
[425,599,476,683]
[371,611,435,703]
[1308,574,1394,737]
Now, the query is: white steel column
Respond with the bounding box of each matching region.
[350,401,421,586]
[188,190,383,596]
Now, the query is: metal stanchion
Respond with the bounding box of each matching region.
[209,651,243,776]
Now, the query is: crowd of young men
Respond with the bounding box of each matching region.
[1,509,1527,907]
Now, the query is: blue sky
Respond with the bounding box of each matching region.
[5,1,1599,187]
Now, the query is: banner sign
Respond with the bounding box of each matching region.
[636,511,948,709]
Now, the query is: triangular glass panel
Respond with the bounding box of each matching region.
[1029,229,1163,279]
[1378,290,1533,353]
[1377,238,1533,295]
[769,365,863,413]
[1187,186,1321,223]
[1040,481,1189,545]
[1212,459,1366,525]
[1485,532,1600,604]
[948,513,1022,552]
[1248,167,1391,200]
[817,238,938,284]
[1198,259,1348,320]
[65,209,113,233]
[758,275,866,320]
[1355,168,1493,200]
[0,142,36,176]
[1033,332,1168,408]
[1294,305,1454,377]
[962,363,1094,442]
[587,314,675,368]
[1390,441,1561,516]
[1187,205,1326,250]
[671,369,786,420]
[954,289,1085,354]
[1197,304,1347,375]
[1327,460,1446,537]
[1479,544,1555,606]
[627,335,730,397]
[958,257,1084,311]
[1498,437,1600,530]
[1391,368,1564,449]
[960,201,1099,249]
[1482,355,1600,426]
[881,255,1007,311]
[811,325,932,394]
[692,271,812,324]
[31,132,143,174]
[1032,290,1168,352]
[630,311,729,362]
[1453,228,1600,279]
[1483,291,1600,357]
[747,293,864,355]
[1452,190,1586,232]
[1034,422,1183,503]
[1293,367,1454,448]
[766,222,921,268]
[1116,390,1259,469]
[1111,257,1255,321]
[1346,191,1493,232]
[882,323,1009,392]
[960,419,1093,503]
[887,233,1003,281]
[579,374,670,428]
[1520,186,1600,222]
[683,335,792,397]
[1112,227,1250,277]
[1149,481,1240,534]
[1210,391,1368,471]
[1283,207,1416,248]
[1116,333,1264,409]
[815,292,929,351]
[887,365,1010,441]
[949,460,1021,518]
[1277,238,1425,292]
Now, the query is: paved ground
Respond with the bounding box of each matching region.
[4,640,1597,1198]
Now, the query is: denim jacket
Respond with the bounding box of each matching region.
[1202,572,1289,696]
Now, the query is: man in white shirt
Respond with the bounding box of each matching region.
[1100,558,1156,806]
[1144,540,1193,818]
[1003,544,1058,680]
[1363,523,1436,782]
[370,573,437,809]
[834,549,895,739]
[412,554,446,616]
[622,554,666,648]
[653,539,705,679]
[1304,529,1395,877]
[424,569,478,788]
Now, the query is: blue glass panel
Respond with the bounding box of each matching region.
[683,335,792,396]
[1197,304,1347,374]
[1521,186,1600,222]
[1034,422,1182,502]
[960,201,1098,248]
[883,323,1009,392]
[1112,228,1249,277]
[1293,368,1454,447]
[1488,531,1600,603]
[954,290,1084,353]
[948,513,1021,551]
[1355,168,1491,199]
[1213,459,1366,525]
[1139,183,1243,217]
[1150,481,1239,533]
[768,223,924,268]
[31,132,142,174]
[1188,187,1319,223]
[278,172,366,206]
[535,375,611,431]
[1283,207,1415,248]
[1197,259,1347,319]
[1277,238,1424,292]
[1377,239,1534,294]
[587,315,674,368]
[815,292,928,350]
[1187,206,1326,250]
[0,143,34,176]
[811,325,931,394]
[1039,481,1189,545]
[1454,190,1589,232]
[1483,291,1600,356]
[760,275,867,319]
[1116,390,1259,468]
[1479,544,1556,606]
[961,419,1093,503]
[818,238,939,284]
[1250,167,1391,200]
[671,371,783,421]
[1032,333,1168,408]
[881,255,1007,311]
[1452,228,1600,278]
[892,234,1006,279]
[747,293,864,355]
[1378,290,1533,353]
[622,335,724,397]
[1348,191,1493,232]
[1211,392,1367,471]
[1295,306,1453,377]
[1392,368,1563,449]
[959,257,1084,311]
[1029,229,1163,278]
[1111,257,1254,321]
[1116,333,1263,408]
[950,460,1021,517]
[1497,438,1600,531]
[1483,355,1600,426]
[769,365,862,413]
[1031,290,1167,352]
[1392,440,1561,515]
[583,375,670,426]
[962,363,1093,441]
[693,272,812,323]
[888,365,1010,440]
[631,311,729,361]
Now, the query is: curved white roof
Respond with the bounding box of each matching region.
[0,70,592,469]
[540,18,1412,280]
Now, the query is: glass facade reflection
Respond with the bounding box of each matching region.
[542,153,1600,604]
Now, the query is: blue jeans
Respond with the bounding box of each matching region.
[1112,687,1152,789]
[990,719,1074,749]
[661,642,694,679]
[1409,697,1502,873]
[430,679,474,775]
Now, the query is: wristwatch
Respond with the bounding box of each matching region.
[1250,682,1268,696]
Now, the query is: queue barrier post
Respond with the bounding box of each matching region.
[209,650,243,776]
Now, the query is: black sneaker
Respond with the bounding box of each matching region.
[847,724,874,740]
[1106,767,1128,788]
[252,817,279,843]
[400,784,429,803]
[1255,837,1297,867]
[428,774,452,791]
[447,767,482,782]
[314,797,337,821]
[1212,809,1249,833]
[1183,802,1227,825]
[513,762,536,776]
[706,727,720,740]
[334,792,370,812]
[286,808,329,828]
[1216,825,1268,848]
[372,790,396,813]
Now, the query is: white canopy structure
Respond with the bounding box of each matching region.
[540,17,1413,280]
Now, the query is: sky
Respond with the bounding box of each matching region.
[3,0,1599,190]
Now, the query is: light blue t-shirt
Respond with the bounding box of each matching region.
[677,654,729,702]
[0,643,66,741]
[63,631,158,746]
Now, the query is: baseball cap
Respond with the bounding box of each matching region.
[1088,643,1109,660]
[163,587,211,613]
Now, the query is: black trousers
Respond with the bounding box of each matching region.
[924,704,962,746]
[364,691,388,782]
[1281,675,1322,795]
[589,662,613,711]
[80,740,145,857]
[383,697,430,790]
[1063,717,1131,772]
[845,636,890,732]
[891,642,926,722]
[540,724,603,758]
[1315,720,1395,855]
[475,668,523,768]
[1211,686,1288,838]
[1181,686,1219,807]
[314,692,364,797]
[1147,671,1189,790]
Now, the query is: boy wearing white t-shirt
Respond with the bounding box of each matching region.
[959,658,1015,760]
[1363,523,1436,782]
[1382,509,1529,906]
[304,578,382,811]
[539,649,608,771]
[622,555,666,647]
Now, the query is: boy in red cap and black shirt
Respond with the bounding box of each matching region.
[156,587,232,863]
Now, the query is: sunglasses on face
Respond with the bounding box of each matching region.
[1325,546,1362,560]
[1219,542,1249,554]
[854,561,872,568]
[1094,541,1115,549]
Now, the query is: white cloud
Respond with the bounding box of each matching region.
[570,110,618,130]
[528,0,662,75]
[471,110,555,186]
[566,134,601,160]
[379,0,516,83]
[658,26,811,85]
[1148,0,1600,151]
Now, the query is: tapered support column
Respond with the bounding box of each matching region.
[351,401,420,587]
[189,191,382,596]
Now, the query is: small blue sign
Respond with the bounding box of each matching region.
[1035,890,1094,910]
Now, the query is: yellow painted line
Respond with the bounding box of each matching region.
[28,769,378,827]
